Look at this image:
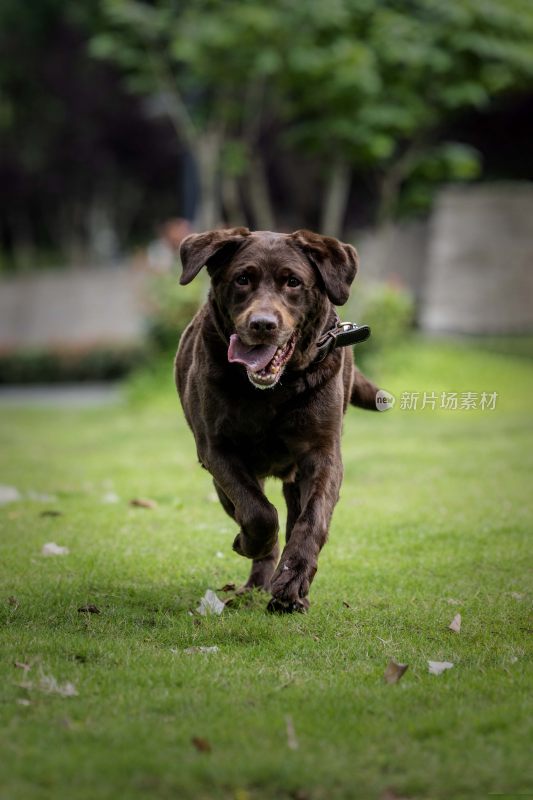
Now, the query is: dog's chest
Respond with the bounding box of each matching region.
[213,398,307,477]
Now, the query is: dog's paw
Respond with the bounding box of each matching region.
[269,557,316,612]
[266,596,309,614]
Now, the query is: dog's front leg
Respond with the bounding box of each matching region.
[269,446,342,612]
[214,478,280,590]
[206,448,279,561]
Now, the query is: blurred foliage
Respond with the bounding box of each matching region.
[2,0,533,262]
[398,142,482,216]
[345,281,416,368]
[0,345,148,384]
[144,271,205,351]
[0,0,181,269]
[0,0,98,172]
[90,0,533,226]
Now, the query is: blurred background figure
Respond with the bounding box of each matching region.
[1,0,532,386]
[147,219,193,274]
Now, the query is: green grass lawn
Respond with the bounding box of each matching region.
[1,337,532,800]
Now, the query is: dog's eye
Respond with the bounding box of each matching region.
[235,274,250,286]
[287,276,301,288]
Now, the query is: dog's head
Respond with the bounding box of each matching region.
[179,228,358,389]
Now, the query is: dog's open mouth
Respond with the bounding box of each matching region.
[228,332,297,389]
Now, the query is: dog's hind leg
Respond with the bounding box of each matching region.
[242,541,280,591]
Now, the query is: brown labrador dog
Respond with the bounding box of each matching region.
[175,228,380,612]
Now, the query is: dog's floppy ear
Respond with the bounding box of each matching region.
[289,229,358,306]
[179,227,251,285]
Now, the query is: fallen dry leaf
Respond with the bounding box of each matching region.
[14,661,31,672]
[342,601,351,608]
[218,583,236,592]
[182,646,219,655]
[285,714,299,751]
[448,613,461,633]
[8,596,19,608]
[384,660,409,684]
[129,498,157,509]
[41,542,69,556]
[428,660,454,676]
[196,589,225,616]
[191,736,211,753]
[77,604,100,614]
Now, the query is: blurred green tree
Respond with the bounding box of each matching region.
[91,0,289,229]
[90,0,533,233]
[280,0,533,234]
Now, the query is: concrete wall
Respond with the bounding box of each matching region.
[0,266,146,351]
[353,220,429,305]
[1,183,532,353]
[420,183,533,334]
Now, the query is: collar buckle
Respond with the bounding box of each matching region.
[314,321,371,363]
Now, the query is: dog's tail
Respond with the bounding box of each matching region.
[350,366,381,411]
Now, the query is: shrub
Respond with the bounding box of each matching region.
[0,346,148,384]
[144,272,205,351]
[344,281,415,367]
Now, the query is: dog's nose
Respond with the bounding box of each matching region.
[249,313,278,334]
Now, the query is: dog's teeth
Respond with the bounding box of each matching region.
[248,333,297,388]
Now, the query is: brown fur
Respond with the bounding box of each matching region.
[175,228,379,612]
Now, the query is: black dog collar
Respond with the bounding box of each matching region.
[314,320,371,363]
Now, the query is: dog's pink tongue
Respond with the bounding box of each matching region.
[228,334,277,372]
